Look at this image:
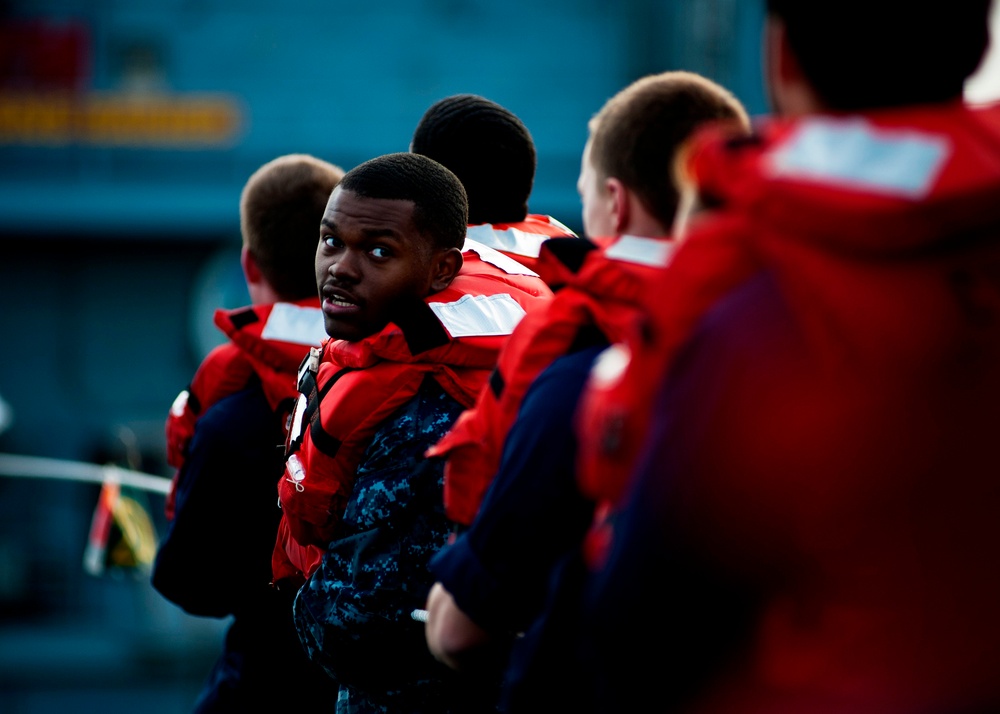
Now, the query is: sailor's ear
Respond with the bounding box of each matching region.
[430,247,464,293]
[606,177,630,235]
[241,245,262,284]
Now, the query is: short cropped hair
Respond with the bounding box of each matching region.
[410,94,536,225]
[767,0,992,110]
[240,153,345,300]
[338,152,469,251]
[587,71,750,229]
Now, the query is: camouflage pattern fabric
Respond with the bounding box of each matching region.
[294,375,499,714]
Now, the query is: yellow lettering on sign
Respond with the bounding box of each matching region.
[0,91,245,147]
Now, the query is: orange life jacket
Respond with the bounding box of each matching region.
[575,100,1000,566]
[427,234,674,527]
[163,299,326,518]
[464,214,577,274]
[272,252,553,585]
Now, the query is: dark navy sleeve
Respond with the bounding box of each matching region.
[428,345,604,635]
[151,384,286,618]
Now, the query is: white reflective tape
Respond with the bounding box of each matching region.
[463,238,539,276]
[169,389,190,417]
[766,118,950,198]
[603,235,674,267]
[288,393,308,444]
[543,216,576,235]
[589,343,631,389]
[428,293,527,338]
[465,224,550,258]
[261,303,327,345]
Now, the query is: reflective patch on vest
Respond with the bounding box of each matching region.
[287,393,308,447]
[766,118,950,198]
[261,303,327,346]
[170,389,190,418]
[604,235,674,267]
[428,293,527,338]
[544,215,577,236]
[589,343,631,389]
[464,238,539,276]
[466,224,550,258]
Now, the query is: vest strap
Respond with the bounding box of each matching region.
[304,367,355,458]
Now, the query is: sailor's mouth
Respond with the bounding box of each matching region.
[321,285,361,313]
[325,296,357,308]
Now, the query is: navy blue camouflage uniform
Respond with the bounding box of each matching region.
[294,375,501,714]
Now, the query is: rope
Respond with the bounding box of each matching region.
[0,453,172,495]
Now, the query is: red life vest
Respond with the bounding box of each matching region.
[165,343,254,473]
[272,253,553,585]
[464,214,577,274]
[426,234,674,527]
[576,101,1000,565]
[163,299,326,518]
[574,214,758,520]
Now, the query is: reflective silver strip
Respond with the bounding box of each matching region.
[604,234,674,267]
[463,238,539,276]
[766,117,950,198]
[428,293,527,338]
[169,389,190,417]
[544,216,576,235]
[465,224,550,258]
[260,303,327,345]
[589,343,631,389]
[287,393,308,445]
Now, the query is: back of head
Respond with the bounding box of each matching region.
[240,153,345,300]
[767,0,992,110]
[588,70,750,230]
[339,152,469,251]
[411,93,536,225]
